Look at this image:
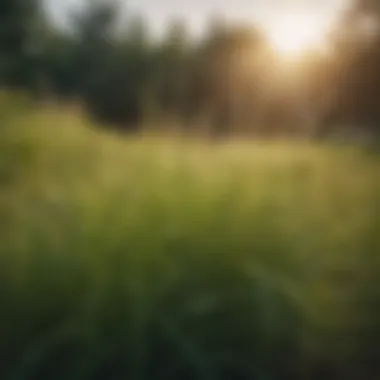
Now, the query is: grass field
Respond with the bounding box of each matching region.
[1,96,380,379]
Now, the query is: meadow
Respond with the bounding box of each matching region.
[0,95,379,379]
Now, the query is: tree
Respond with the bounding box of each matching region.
[0,0,46,89]
[65,0,139,126]
[189,21,268,136]
[152,18,193,123]
[328,0,380,134]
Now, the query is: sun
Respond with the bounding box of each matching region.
[264,13,329,58]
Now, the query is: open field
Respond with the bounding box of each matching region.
[1,100,380,379]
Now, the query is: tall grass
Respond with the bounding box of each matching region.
[0,94,379,379]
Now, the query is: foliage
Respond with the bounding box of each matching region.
[1,0,380,137]
[0,0,47,90]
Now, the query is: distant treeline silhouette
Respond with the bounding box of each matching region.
[1,0,380,137]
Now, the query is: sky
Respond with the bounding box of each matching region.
[46,0,349,37]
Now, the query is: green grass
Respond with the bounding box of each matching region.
[1,95,380,379]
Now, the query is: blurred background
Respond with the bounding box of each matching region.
[0,1,380,380]
[2,0,380,138]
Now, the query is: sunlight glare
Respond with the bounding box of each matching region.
[264,13,329,58]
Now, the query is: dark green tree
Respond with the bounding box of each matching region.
[0,0,46,90]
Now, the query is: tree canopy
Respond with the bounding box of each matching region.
[1,0,380,137]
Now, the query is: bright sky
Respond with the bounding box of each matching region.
[46,0,348,37]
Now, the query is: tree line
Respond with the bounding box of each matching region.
[1,0,380,137]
